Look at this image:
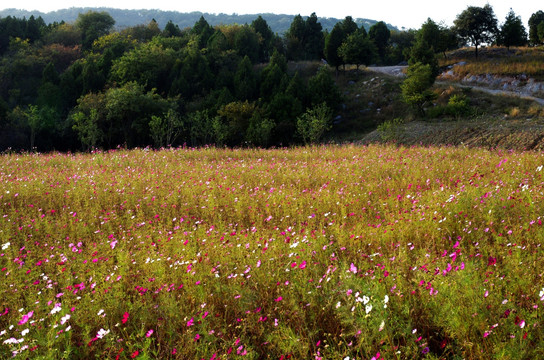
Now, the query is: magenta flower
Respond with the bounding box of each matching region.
[187,317,194,327]
[145,329,154,337]
[18,311,33,325]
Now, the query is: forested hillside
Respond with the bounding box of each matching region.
[0,8,398,34]
[1,5,544,151]
[0,10,407,151]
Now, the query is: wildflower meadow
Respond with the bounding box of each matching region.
[0,144,543,359]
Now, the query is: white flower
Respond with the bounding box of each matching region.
[21,329,29,336]
[60,314,71,325]
[1,242,10,250]
[365,304,373,314]
[336,301,341,309]
[50,305,62,315]
[363,295,370,305]
[539,288,544,300]
[379,320,385,331]
[96,328,110,339]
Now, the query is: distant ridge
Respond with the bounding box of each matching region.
[0,7,399,34]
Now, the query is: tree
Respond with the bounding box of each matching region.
[296,102,333,144]
[324,23,345,71]
[401,62,437,116]
[285,14,306,60]
[75,11,115,50]
[409,38,439,78]
[338,30,376,70]
[251,16,274,62]
[191,16,214,49]
[341,16,359,38]
[304,13,324,60]
[369,21,391,63]
[308,66,342,110]
[163,20,182,38]
[388,30,416,64]
[528,11,544,45]
[71,108,103,151]
[539,22,544,44]
[234,25,260,63]
[454,4,498,57]
[149,109,184,148]
[497,9,527,49]
[234,56,257,100]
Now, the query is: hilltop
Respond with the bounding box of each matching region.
[0,8,398,33]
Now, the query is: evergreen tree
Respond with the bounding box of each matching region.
[497,9,527,49]
[324,23,345,71]
[369,21,391,63]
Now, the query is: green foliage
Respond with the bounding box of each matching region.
[246,111,275,147]
[71,108,103,150]
[187,110,216,146]
[538,22,544,45]
[104,82,170,147]
[324,23,345,70]
[75,10,115,50]
[296,102,333,144]
[497,9,528,49]
[369,21,391,64]
[401,62,437,116]
[234,56,257,100]
[307,66,342,110]
[338,30,376,69]
[251,16,274,62]
[191,16,214,49]
[454,4,498,57]
[446,94,472,118]
[377,117,404,141]
[388,30,415,64]
[528,11,544,45]
[110,39,178,93]
[286,13,324,61]
[149,108,184,148]
[217,100,256,144]
[409,38,439,78]
[233,25,260,63]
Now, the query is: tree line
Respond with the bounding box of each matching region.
[0,5,543,151]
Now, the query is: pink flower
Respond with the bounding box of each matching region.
[122,312,129,324]
[349,263,357,274]
[145,329,154,338]
[18,311,33,325]
[274,296,283,302]
[187,317,194,327]
[299,261,307,269]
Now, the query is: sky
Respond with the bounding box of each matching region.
[3,0,540,30]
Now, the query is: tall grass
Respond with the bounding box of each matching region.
[0,145,543,359]
[441,47,544,80]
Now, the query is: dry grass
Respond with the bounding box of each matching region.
[440,46,544,80]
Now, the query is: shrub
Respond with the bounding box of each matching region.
[296,102,333,144]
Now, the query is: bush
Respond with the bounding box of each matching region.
[377,118,405,142]
[296,102,333,144]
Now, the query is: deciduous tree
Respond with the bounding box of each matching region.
[454,4,498,57]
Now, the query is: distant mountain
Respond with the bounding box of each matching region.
[0,7,399,34]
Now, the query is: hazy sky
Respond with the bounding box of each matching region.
[3,0,540,30]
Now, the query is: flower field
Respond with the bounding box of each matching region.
[0,144,543,359]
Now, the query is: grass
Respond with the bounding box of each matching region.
[440,46,544,81]
[1,145,543,359]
